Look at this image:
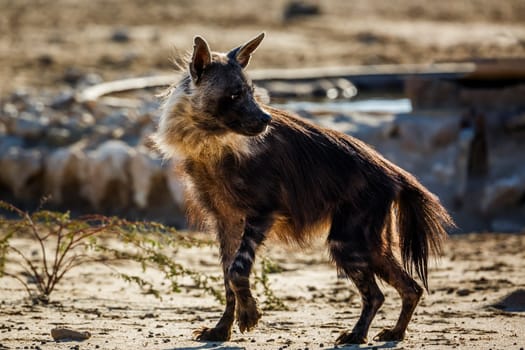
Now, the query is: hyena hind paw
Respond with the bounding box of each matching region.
[193,326,231,342]
[335,330,368,345]
[373,328,406,342]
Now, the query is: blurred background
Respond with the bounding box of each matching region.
[1,0,525,232]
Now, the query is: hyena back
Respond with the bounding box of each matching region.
[153,33,454,345]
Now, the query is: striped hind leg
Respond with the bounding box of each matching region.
[372,252,423,341]
[327,201,392,345]
[330,240,385,344]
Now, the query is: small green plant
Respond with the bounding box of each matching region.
[0,200,217,304]
[0,200,287,310]
[254,256,288,311]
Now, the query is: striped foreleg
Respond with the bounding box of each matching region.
[227,217,271,333]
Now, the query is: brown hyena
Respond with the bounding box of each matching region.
[153,33,454,345]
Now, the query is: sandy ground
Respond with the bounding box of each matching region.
[2,1,525,349]
[2,0,525,95]
[1,233,524,349]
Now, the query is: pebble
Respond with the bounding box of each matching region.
[63,67,86,85]
[46,127,73,146]
[37,54,54,66]
[9,112,48,138]
[50,91,76,109]
[111,28,131,43]
[2,102,18,117]
[283,1,320,21]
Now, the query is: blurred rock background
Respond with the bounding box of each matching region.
[1,0,525,231]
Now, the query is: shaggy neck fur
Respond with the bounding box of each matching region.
[153,76,258,162]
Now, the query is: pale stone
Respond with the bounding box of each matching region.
[78,140,135,209]
[0,148,43,197]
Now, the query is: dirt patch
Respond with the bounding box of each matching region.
[1,233,524,349]
[2,0,525,94]
[2,2,525,349]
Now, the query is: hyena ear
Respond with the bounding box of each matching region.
[228,32,265,68]
[190,36,212,83]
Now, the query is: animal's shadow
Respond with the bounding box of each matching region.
[165,344,243,350]
[324,341,400,350]
[166,340,399,350]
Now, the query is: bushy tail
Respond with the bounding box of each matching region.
[396,177,454,290]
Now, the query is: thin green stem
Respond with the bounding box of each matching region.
[24,213,51,281]
[8,246,45,295]
[3,272,34,299]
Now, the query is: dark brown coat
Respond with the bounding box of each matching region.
[154,33,454,345]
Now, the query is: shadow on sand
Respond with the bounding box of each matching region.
[167,340,400,350]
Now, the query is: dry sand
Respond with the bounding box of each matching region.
[2,0,525,94]
[1,233,524,349]
[2,1,525,349]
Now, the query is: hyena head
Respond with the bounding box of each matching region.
[188,32,272,137]
[154,33,271,160]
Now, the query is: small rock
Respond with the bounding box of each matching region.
[100,111,132,127]
[283,1,320,21]
[50,328,90,341]
[334,78,357,99]
[45,127,73,146]
[50,91,75,110]
[311,79,335,99]
[93,125,113,138]
[130,148,164,208]
[79,112,96,127]
[79,140,135,210]
[82,73,104,86]
[9,89,30,103]
[8,112,49,138]
[456,288,472,296]
[37,54,54,66]
[62,67,85,85]
[25,100,45,116]
[111,27,131,43]
[0,147,43,197]
[2,102,18,118]
[44,146,85,204]
[356,31,382,45]
[140,312,157,319]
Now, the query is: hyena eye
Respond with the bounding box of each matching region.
[231,93,241,100]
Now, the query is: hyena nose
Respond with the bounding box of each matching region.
[259,111,272,124]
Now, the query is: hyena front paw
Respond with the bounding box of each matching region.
[193,326,231,342]
[335,330,367,345]
[373,327,405,342]
[236,298,262,333]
